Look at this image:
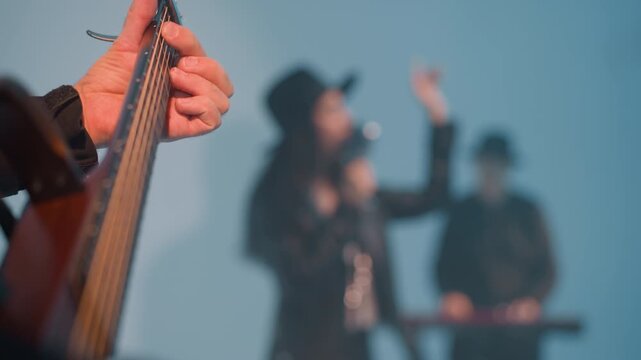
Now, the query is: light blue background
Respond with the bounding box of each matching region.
[1,0,640,359]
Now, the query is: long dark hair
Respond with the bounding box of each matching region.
[245,116,347,258]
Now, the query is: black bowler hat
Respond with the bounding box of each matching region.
[475,132,516,165]
[266,67,357,135]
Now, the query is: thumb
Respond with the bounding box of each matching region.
[114,0,158,51]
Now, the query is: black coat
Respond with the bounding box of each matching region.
[435,194,556,360]
[0,85,98,197]
[247,123,455,360]
[436,194,556,306]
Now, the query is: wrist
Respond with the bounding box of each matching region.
[428,110,448,126]
[74,82,107,147]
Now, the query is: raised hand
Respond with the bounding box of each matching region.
[75,0,234,147]
[411,62,448,126]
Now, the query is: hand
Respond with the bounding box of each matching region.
[411,62,448,126]
[312,178,340,217]
[440,292,474,320]
[75,0,234,147]
[506,297,541,323]
[342,158,377,206]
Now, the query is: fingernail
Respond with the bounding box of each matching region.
[171,67,183,76]
[163,22,179,39]
[184,57,199,68]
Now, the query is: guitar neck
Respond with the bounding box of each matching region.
[107,0,182,199]
[68,1,181,358]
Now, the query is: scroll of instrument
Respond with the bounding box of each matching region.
[0,1,182,358]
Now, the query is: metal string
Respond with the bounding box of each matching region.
[69,6,175,358]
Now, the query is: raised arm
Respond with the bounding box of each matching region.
[377,65,455,219]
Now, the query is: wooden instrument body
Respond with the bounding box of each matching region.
[0,1,182,357]
[0,77,101,355]
[0,165,109,356]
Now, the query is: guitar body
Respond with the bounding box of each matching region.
[0,166,108,356]
[0,1,182,357]
[2,192,92,352]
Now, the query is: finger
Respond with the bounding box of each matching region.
[176,57,234,97]
[162,22,206,57]
[170,67,230,114]
[175,96,222,128]
[114,0,157,51]
[166,98,222,140]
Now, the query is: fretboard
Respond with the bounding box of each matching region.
[68,2,181,358]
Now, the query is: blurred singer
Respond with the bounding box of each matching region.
[246,65,454,360]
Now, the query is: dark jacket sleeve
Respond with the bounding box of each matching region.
[0,86,98,196]
[40,85,98,173]
[435,205,468,294]
[377,122,455,219]
[526,206,556,301]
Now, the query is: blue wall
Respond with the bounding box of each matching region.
[1,1,639,359]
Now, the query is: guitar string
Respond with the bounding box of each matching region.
[81,2,179,354]
[91,44,171,357]
[85,29,171,358]
[79,41,169,358]
[91,39,173,357]
[69,8,171,357]
[69,1,169,354]
[92,24,174,356]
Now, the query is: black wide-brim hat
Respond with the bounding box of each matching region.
[474,131,516,165]
[266,67,357,135]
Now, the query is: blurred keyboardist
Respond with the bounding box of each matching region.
[435,132,556,360]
